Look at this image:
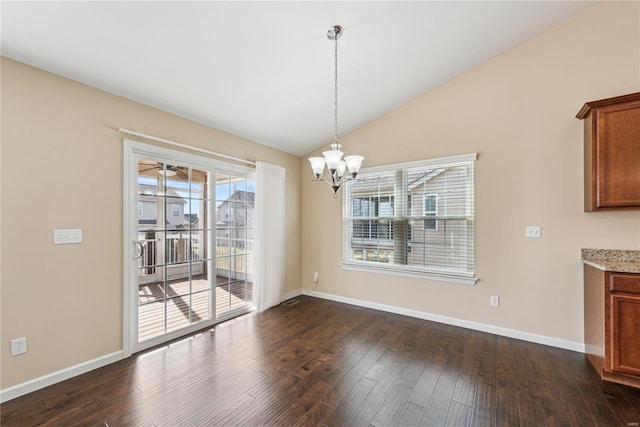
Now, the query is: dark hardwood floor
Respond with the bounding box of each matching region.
[2,296,639,426]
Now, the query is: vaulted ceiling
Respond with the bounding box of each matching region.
[1,1,594,156]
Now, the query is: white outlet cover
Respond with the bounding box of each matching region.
[11,337,27,356]
[525,226,541,238]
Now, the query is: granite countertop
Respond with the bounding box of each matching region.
[581,249,640,274]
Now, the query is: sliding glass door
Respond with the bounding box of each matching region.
[214,173,256,316]
[136,160,212,342]
[124,141,255,354]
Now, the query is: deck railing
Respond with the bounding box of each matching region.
[138,233,201,273]
[138,234,254,279]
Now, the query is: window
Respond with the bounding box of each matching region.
[172,204,180,217]
[350,196,395,262]
[138,202,144,218]
[343,153,476,284]
[352,196,394,239]
[424,193,438,231]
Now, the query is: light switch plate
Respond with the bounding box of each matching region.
[54,229,83,244]
[525,226,541,238]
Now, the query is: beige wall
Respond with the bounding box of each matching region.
[302,1,640,345]
[0,58,302,389]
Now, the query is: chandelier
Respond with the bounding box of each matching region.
[308,25,364,198]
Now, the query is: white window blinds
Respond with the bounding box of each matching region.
[343,153,477,284]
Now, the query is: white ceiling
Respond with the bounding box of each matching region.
[2,1,594,156]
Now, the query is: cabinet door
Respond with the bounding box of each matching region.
[595,102,640,208]
[610,293,640,376]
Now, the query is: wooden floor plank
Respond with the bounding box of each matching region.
[495,337,520,427]
[444,400,472,427]
[471,380,497,427]
[293,400,334,427]
[470,336,497,427]
[451,331,482,407]
[321,314,407,408]
[421,352,463,426]
[267,380,334,426]
[371,377,416,427]
[322,376,377,426]
[342,361,405,426]
[2,295,640,427]
[394,401,426,427]
[407,351,446,408]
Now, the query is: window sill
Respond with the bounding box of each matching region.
[341,261,478,285]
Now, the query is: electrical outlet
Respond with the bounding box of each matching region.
[525,226,541,238]
[11,337,27,356]
[313,272,319,283]
[490,296,500,308]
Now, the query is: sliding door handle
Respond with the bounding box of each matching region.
[134,241,144,260]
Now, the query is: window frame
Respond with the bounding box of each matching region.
[423,193,438,231]
[342,153,477,285]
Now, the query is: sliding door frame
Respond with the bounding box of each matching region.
[123,139,255,357]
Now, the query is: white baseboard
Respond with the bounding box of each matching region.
[0,351,124,403]
[302,289,585,353]
[284,289,303,300]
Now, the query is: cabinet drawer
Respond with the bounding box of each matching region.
[610,273,640,294]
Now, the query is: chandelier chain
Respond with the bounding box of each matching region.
[334,36,339,143]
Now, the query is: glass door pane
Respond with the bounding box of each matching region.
[136,160,213,343]
[215,173,255,317]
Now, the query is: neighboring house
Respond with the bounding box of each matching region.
[215,190,255,246]
[407,165,473,273]
[137,185,201,281]
[215,190,256,280]
[137,184,188,230]
[349,165,472,272]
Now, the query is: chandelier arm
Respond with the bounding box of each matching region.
[315,177,342,198]
[313,173,353,187]
[314,177,340,188]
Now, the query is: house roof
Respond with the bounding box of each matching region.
[351,167,447,195]
[218,190,255,205]
[138,184,187,203]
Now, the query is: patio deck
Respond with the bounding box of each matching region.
[138,275,252,341]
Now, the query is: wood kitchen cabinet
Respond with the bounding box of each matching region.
[584,265,640,388]
[576,92,640,212]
